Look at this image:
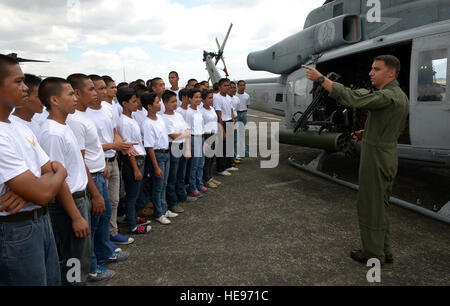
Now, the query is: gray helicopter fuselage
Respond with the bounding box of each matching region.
[244,0,450,168]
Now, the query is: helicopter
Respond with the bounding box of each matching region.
[203,0,450,224]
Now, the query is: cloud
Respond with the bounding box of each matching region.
[1,0,321,82]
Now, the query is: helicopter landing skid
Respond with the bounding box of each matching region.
[288,151,450,225]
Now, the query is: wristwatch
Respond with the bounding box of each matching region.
[317,75,325,85]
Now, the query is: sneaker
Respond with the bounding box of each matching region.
[165,210,179,218]
[199,187,208,193]
[233,159,241,164]
[108,241,122,253]
[110,233,135,245]
[189,190,202,197]
[130,224,151,234]
[88,265,115,282]
[218,170,232,176]
[169,205,184,213]
[206,181,218,188]
[211,178,222,185]
[226,167,239,172]
[156,215,171,225]
[185,196,198,202]
[107,249,129,264]
[136,217,151,226]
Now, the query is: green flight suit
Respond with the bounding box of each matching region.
[329,80,409,262]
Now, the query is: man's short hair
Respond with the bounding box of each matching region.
[169,71,179,78]
[140,92,158,110]
[237,80,246,86]
[201,89,213,100]
[218,78,230,87]
[67,73,89,91]
[374,55,401,77]
[117,82,129,90]
[213,82,219,91]
[116,87,136,106]
[146,79,152,88]
[38,77,70,110]
[24,74,42,94]
[102,75,115,86]
[193,83,201,89]
[134,84,149,98]
[0,54,19,85]
[178,88,188,101]
[187,78,197,85]
[151,77,163,88]
[162,90,177,104]
[88,74,103,83]
[188,88,201,99]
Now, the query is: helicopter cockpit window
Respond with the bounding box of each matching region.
[417,48,447,102]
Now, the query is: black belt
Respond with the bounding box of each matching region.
[91,170,104,176]
[0,206,48,223]
[105,156,116,162]
[72,189,88,200]
[237,110,247,113]
[154,149,169,153]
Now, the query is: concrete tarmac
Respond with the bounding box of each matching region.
[92,109,450,286]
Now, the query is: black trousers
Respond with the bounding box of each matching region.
[216,120,233,172]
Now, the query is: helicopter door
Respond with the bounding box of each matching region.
[410,33,450,148]
[286,68,314,129]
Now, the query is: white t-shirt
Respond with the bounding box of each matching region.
[168,88,182,107]
[157,100,165,116]
[31,108,49,126]
[117,115,146,156]
[38,120,88,193]
[162,112,188,144]
[86,106,116,158]
[213,93,233,121]
[0,121,50,216]
[142,114,169,150]
[230,95,240,117]
[185,107,204,136]
[102,101,120,129]
[67,110,106,173]
[236,92,251,111]
[200,106,218,134]
[175,107,188,121]
[9,115,38,138]
[132,108,148,128]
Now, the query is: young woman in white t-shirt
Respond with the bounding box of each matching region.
[117,87,151,235]
[200,90,221,189]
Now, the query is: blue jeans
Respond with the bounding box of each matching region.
[136,155,151,210]
[0,212,61,286]
[167,144,183,208]
[122,156,146,231]
[149,151,170,218]
[236,112,247,156]
[177,155,188,202]
[90,172,113,271]
[189,135,205,192]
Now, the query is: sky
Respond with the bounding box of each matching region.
[0,0,322,86]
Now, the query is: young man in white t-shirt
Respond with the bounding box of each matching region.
[67,73,120,281]
[0,55,68,285]
[140,92,178,225]
[116,87,151,234]
[103,75,123,119]
[87,74,135,247]
[37,77,92,285]
[168,71,182,107]
[213,78,238,176]
[151,77,166,115]
[162,90,191,213]
[200,89,221,188]
[228,81,241,165]
[9,74,43,137]
[235,80,251,158]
